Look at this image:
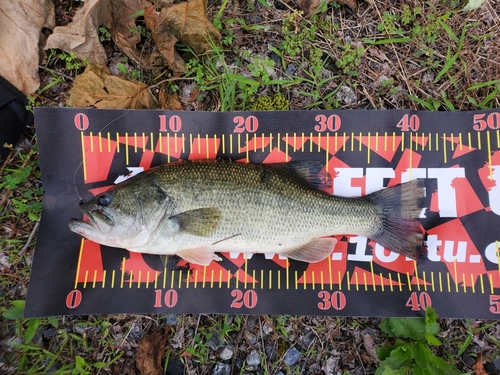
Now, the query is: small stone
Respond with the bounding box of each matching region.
[336,84,357,106]
[262,323,273,335]
[247,316,257,329]
[43,327,56,339]
[208,331,223,351]
[166,314,179,326]
[220,345,234,360]
[493,358,500,370]
[302,328,314,347]
[286,64,297,76]
[234,359,243,371]
[246,350,261,367]
[73,324,87,335]
[265,346,276,360]
[166,358,185,375]
[184,328,194,340]
[461,353,476,367]
[308,363,322,375]
[213,363,231,375]
[284,347,301,366]
[269,52,282,69]
[485,362,496,373]
[322,355,340,375]
[244,329,257,345]
[245,15,263,25]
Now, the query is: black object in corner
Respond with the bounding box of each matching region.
[0,76,34,162]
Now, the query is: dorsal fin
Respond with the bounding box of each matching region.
[271,161,333,192]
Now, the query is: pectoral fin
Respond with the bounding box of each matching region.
[178,247,222,266]
[169,208,221,237]
[282,237,337,263]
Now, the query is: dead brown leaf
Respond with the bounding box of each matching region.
[66,64,159,109]
[46,0,111,65]
[0,0,55,94]
[299,0,357,17]
[109,0,167,69]
[136,327,169,375]
[144,0,221,75]
[472,354,488,375]
[158,87,183,110]
[46,0,162,68]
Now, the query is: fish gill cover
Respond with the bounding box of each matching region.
[26,107,500,318]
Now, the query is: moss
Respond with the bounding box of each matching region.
[249,93,289,111]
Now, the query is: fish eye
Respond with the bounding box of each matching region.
[97,194,111,206]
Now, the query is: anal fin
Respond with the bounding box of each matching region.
[282,237,337,263]
[177,247,222,266]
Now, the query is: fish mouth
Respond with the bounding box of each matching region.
[70,207,114,232]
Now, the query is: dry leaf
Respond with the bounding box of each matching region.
[46,0,159,67]
[158,87,183,110]
[109,0,166,69]
[462,0,487,11]
[299,0,357,17]
[67,64,159,109]
[0,0,55,94]
[144,0,221,75]
[46,0,111,65]
[136,327,168,375]
[472,354,488,375]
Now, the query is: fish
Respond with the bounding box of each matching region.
[68,160,426,266]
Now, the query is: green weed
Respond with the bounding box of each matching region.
[0,157,43,222]
[335,43,364,77]
[376,307,461,375]
[99,25,112,42]
[55,51,88,73]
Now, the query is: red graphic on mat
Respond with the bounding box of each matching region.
[123,252,159,283]
[188,137,221,160]
[82,136,117,183]
[241,135,272,153]
[356,134,402,162]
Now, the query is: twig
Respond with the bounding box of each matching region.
[259,316,271,375]
[38,65,75,81]
[18,219,40,258]
[149,77,194,90]
[230,316,248,374]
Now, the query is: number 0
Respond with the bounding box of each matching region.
[66,290,83,309]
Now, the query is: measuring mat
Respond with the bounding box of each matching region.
[26,107,500,318]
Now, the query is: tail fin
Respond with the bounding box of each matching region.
[370,180,426,260]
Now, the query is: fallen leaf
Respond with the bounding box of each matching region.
[46,0,162,68]
[299,0,357,17]
[0,0,55,94]
[144,0,221,75]
[136,327,169,375]
[158,87,183,110]
[462,0,487,11]
[472,354,488,375]
[46,0,111,65]
[66,64,159,109]
[109,0,167,69]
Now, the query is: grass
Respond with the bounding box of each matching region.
[1,0,500,374]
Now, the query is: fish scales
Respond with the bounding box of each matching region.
[149,161,377,249]
[69,160,426,265]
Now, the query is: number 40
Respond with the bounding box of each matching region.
[396,114,420,131]
[406,292,431,311]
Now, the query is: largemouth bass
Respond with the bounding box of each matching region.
[69,160,426,265]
